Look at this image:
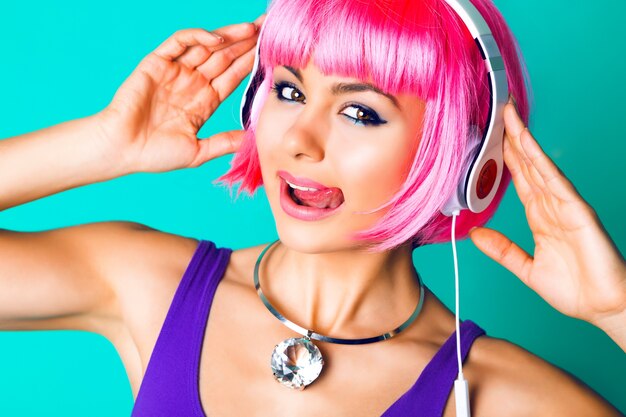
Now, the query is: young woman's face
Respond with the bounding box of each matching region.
[255,59,426,253]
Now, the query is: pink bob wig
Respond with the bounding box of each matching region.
[216,0,532,252]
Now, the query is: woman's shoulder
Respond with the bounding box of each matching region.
[92,221,200,326]
[467,334,621,416]
[103,225,265,335]
[93,221,201,295]
[105,228,265,323]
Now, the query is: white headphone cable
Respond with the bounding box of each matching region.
[451,209,471,417]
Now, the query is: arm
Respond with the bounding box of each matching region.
[0,221,144,335]
[0,16,265,334]
[0,114,126,212]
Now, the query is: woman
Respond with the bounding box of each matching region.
[0,0,624,415]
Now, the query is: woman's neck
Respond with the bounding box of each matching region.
[258,240,422,338]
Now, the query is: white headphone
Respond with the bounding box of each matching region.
[439,0,509,217]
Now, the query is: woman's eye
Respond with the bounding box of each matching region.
[341,106,386,127]
[271,82,305,103]
[270,81,387,127]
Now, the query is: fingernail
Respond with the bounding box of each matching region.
[211,32,225,43]
[509,94,519,113]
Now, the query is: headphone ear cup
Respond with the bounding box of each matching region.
[240,20,267,130]
[440,125,483,216]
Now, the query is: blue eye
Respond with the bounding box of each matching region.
[270,81,387,127]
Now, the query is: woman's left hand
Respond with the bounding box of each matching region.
[468,99,626,340]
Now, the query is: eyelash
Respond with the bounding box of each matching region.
[270,81,387,127]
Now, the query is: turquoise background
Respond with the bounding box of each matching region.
[1,0,625,415]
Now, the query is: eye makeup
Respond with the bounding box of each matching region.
[270,81,388,127]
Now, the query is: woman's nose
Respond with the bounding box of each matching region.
[281,109,327,162]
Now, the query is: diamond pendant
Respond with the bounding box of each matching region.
[270,337,324,390]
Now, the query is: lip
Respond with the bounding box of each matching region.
[279,177,344,221]
[277,170,331,190]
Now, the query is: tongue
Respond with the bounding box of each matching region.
[293,187,344,209]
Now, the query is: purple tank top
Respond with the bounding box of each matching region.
[131,240,486,417]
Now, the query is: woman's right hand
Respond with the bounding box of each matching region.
[96,14,266,174]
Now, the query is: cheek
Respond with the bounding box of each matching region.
[334,134,416,209]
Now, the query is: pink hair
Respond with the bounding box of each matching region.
[216,0,532,252]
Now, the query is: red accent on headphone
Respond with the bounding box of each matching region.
[476,159,497,199]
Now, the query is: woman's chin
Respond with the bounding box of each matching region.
[273,223,349,254]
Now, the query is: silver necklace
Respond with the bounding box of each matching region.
[254,239,426,390]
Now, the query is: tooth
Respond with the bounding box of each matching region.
[286,180,318,192]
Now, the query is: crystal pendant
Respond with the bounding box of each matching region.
[270,337,324,390]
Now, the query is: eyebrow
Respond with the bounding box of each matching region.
[281,65,400,109]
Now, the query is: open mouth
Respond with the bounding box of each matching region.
[279,177,345,220]
[285,180,344,209]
